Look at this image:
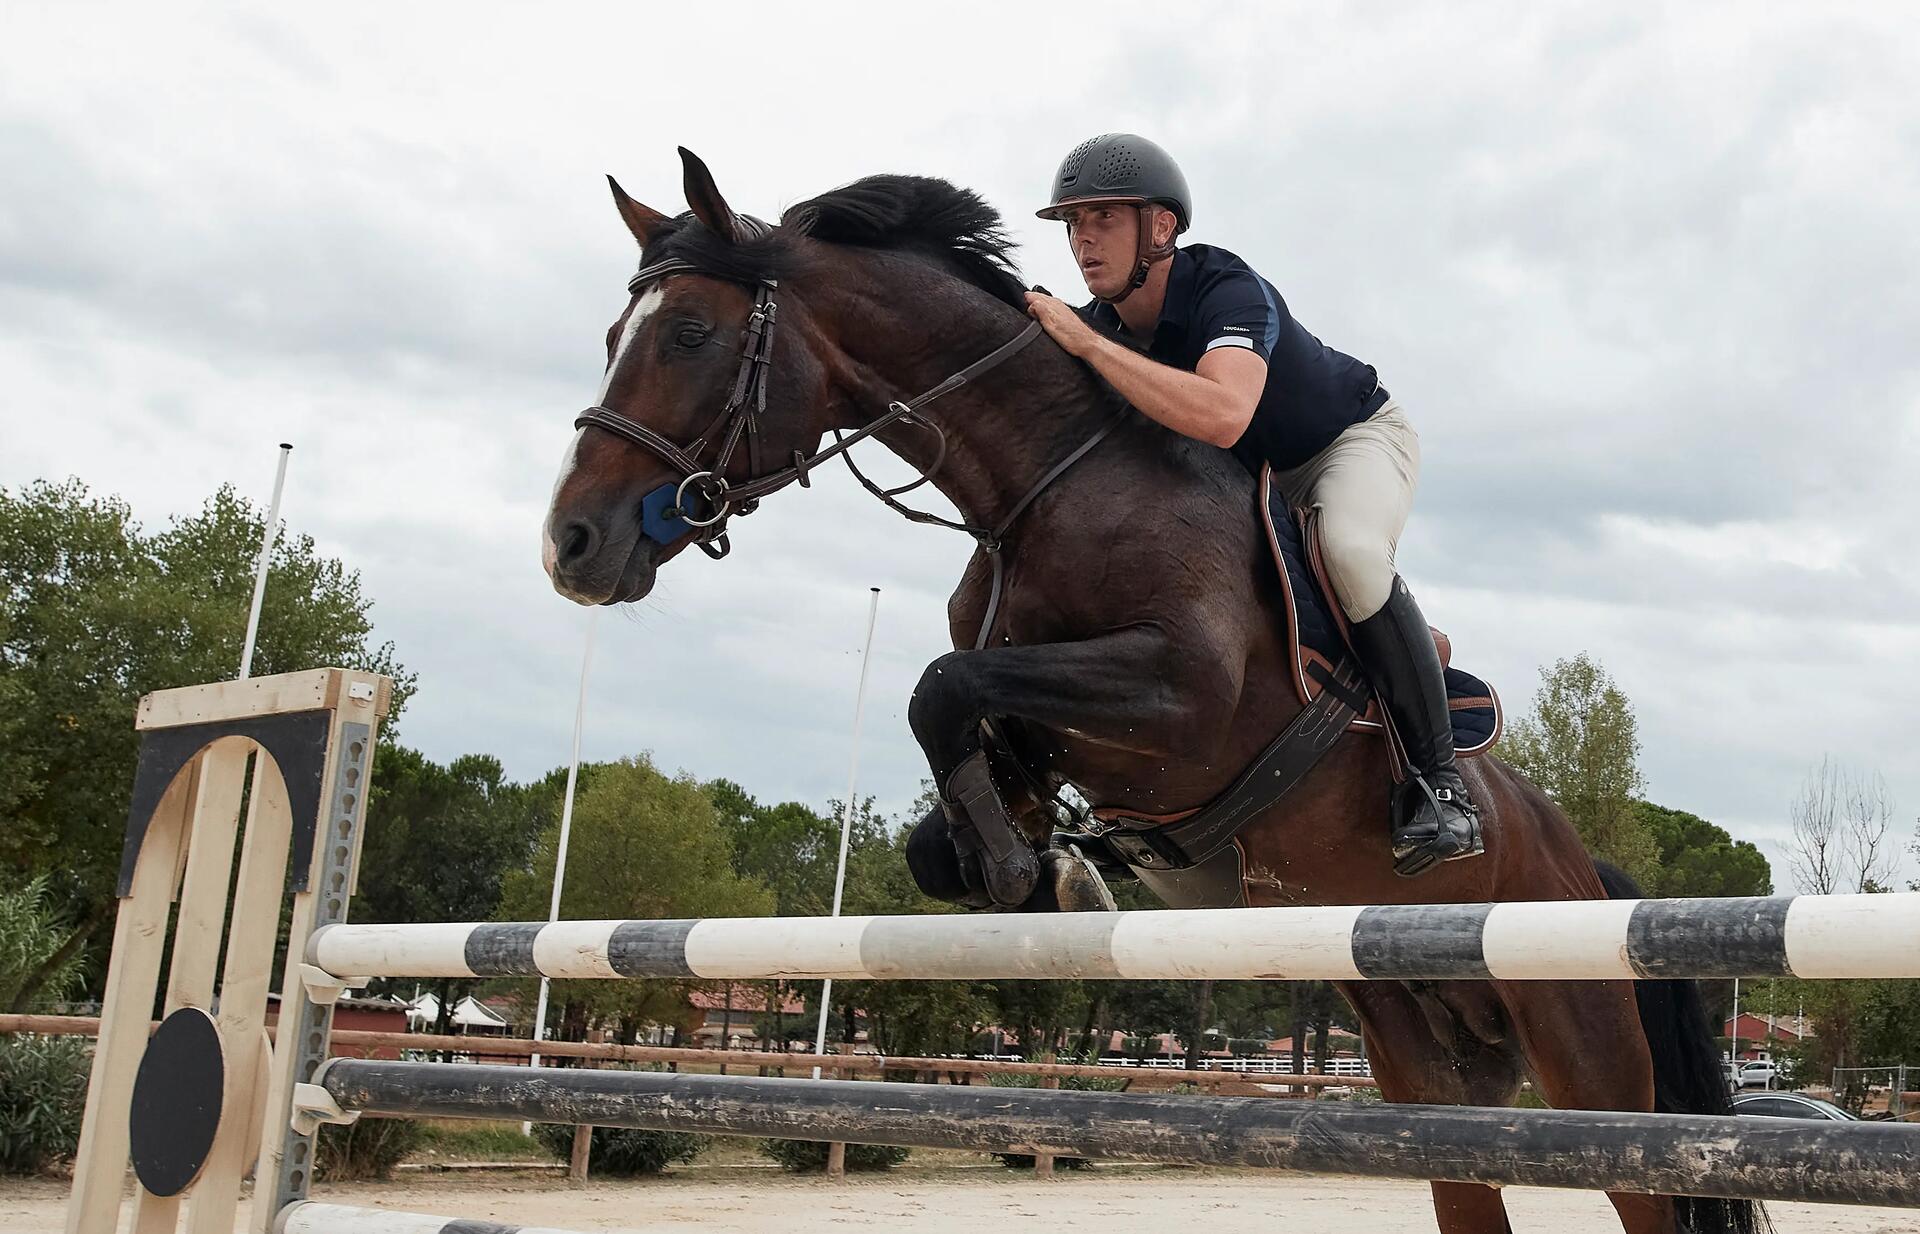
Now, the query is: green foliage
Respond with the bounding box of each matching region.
[0,876,88,1011]
[414,1121,557,1160]
[758,1137,908,1172]
[707,779,844,916]
[1499,652,1657,881]
[814,808,989,1057]
[1635,801,1773,897]
[0,1034,91,1174]
[532,1122,706,1174]
[360,746,544,927]
[498,756,775,1035]
[0,479,414,1005]
[356,746,546,1016]
[315,1116,427,1181]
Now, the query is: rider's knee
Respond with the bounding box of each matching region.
[1317,514,1395,622]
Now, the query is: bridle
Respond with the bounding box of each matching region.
[573,224,1126,649]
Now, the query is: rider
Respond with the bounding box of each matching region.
[1023,133,1480,877]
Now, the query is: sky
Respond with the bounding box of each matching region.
[5,2,1917,890]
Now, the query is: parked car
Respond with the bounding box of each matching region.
[1736,1060,1786,1089]
[1730,1092,1857,1121]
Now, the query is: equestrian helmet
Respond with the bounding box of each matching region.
[1036,133,1192,232]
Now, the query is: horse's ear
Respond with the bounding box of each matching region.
[678,147,740,244]
[607,175,670,247]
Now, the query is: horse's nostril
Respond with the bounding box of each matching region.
[559,520,597,566]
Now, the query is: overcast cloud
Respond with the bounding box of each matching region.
[5,2,1916,889]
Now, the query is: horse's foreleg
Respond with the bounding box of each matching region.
[907,630,1234,908]
[908,630,1234,781]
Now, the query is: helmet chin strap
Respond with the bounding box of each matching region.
[1096,204,1177,305]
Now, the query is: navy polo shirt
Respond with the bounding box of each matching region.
[1085,244,1388,471]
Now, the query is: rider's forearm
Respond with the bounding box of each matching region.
[1079,335,1251,448]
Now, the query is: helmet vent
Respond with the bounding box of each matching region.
[1060,136,1100,184]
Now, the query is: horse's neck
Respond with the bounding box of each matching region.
[810,254,1108,529]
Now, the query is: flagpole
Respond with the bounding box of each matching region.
[813,587,880,1078]
[531,608,599,1073]
[237,443,292,680]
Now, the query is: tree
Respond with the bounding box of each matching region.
[1788,757,1896,895]
[812,796,991,1058]
[1498,652,1657,880]
[0,876,90,1013]
[354,746,546,1031]
[1634,802,1773,897]
[0,479,413,1004]
[497,756,774,1039]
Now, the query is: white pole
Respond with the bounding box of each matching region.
[812,587,880,1079]
[530,608,598,1074]
[237,443,292,680]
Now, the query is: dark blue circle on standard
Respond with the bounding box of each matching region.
[130,1006,226,1196]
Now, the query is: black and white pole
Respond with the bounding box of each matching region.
[237,443,292,680]
[812,587,880,1078]
[530,608,597,1074]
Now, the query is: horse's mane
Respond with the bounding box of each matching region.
[639,175,1027,309]
[781,176,1027,308]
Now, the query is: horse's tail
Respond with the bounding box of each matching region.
[1594,859,1769,1234]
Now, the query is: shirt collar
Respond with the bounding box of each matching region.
[1083,247,1196,340]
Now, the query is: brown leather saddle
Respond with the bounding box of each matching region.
[1069,465,1501,877]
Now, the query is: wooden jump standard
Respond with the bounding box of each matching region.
[61,670,1920,1234]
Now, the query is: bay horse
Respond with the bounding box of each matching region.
[542,149,1752,1234]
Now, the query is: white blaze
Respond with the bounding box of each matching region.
[545,280,670,573]
[596,283,667,403]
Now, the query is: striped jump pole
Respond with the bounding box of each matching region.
[315,1061,1920,1208]
[276,1204,590,1234]
[306,892,1920,984]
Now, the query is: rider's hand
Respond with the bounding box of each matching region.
[1025,290,1100,358]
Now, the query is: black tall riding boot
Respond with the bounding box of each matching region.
[1348,576,1484,877]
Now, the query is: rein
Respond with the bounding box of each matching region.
[573,243,1125,648]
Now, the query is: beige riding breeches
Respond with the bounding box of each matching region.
[1270,399,1420,623]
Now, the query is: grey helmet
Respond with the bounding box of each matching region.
[1036,134,1190,302]
[1036,133,1192,232]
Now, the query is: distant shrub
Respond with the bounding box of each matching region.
[0,1034,91,1174]
[316,1116,428,1180]
[533,1123,706,1175]
[759,1139,908,1172]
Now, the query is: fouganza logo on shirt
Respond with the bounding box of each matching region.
[1220,324,1251,332]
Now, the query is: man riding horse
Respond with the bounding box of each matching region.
[544,148,1755,1234]
[925,133,1481,902]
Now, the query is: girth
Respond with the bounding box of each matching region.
[1076,658,1372,871]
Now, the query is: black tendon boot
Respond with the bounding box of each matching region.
[1348,576,1484,877]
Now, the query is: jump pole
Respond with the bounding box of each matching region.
[314,1061,1920,1208]
[276,1203,595,1234]
[305,892,1920,985]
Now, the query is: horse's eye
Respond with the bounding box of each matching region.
[677,326,711,349]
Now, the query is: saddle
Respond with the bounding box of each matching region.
[1259,466,1501,754]
[1073,465,1501,873]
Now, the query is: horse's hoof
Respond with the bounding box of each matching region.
[1042,845,1117,912]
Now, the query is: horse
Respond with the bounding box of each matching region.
[541,148,1754,1234]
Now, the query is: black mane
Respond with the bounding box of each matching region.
[782,175,1026,307]
[637,175,1027,308]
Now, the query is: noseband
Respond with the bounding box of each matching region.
[573,229,1123,647]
